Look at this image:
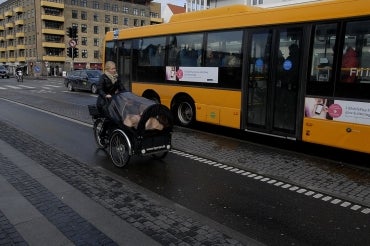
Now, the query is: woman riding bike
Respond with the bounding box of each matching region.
[15,66,23,82]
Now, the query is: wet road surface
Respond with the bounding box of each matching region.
[1,83,370,245]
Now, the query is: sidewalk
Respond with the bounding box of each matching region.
[0,139,160,246]
[0,121,260,246]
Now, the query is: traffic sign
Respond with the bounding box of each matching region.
[69,39,77,47]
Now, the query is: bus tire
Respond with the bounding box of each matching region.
[173,97,195,127]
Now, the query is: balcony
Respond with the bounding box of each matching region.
[0,37,5,41]
[14,6,24,13]
[150,17,163,24]
[0,26,4,31]
[42,42,65,49]
[0,47,6,52]
[16,44,26,50]
[41,14,64,22]
[41,1,64,9]
[16,32,25,38]
[42,28,64,35]
[5,23,14,29]
[17,56,26,62]
[6,34,15,40]
[5,10,13,17]
[42,55,65,62]
[15,19,24,26]
[0,58,6,63]
[8,57,16,62]
[7,45,15,51]
[0,14,4,20]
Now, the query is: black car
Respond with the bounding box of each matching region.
[64,69,102,94]
[0,65,10,79]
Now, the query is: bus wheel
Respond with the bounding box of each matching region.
[174,99,195,127]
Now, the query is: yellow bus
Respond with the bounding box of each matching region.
[104,0,370,154]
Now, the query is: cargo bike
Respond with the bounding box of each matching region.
[88,92,173,167]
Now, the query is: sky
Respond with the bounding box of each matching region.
[153,0,187,8]
[0,0,187,5]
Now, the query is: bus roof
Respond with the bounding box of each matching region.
[106,0,369,40]
[169,5,263,23]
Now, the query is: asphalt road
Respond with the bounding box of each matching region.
[1,78,370,245]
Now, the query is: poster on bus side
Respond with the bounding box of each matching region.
[165,66,218,83]
[304,97,370,125]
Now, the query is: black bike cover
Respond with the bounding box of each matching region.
[107,92,170,130]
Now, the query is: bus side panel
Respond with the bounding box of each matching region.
[302,118,370,154]
[132,83,241,129]
[205,106,220,125]
[220,107,241,129]
[195,103,208,123]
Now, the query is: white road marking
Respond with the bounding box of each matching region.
[170,149,370,216]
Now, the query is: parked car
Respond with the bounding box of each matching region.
[0,65,10,79]
[64,69,102,94]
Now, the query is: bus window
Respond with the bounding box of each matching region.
[206,30,242,67]
[134,36,166,82]
[206,30,243,89]
[168,33,203,67]
[137,37,166,66]
[307,23,337,96]
[336,20,370,100]
[105,41,116,65]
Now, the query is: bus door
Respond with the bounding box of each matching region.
[105,40,132,91]
[119,40,132,91]
[245,27,303,136]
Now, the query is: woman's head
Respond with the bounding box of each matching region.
[105,61,117,75]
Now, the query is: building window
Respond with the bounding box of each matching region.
[123,7,129,13]
[134,19,138,27]
[81,37,87,45]
[81,24,87,33]
[82,49,87,58]
[80,0,87,7]
[81,11,87,20]
[105,15,110,23]
[105,27,110,33]
[133,8,138,16]
[113,16,118,24]
[141,10,145,17]
[112,4,118,12]
[94,13,99,21]
[141,20,145,26]
[71,0,77,5]
[104,3,110,11]
[93,1,99,9]
[94,50,99,59]
[72,10,78,19]
[93,38,99,46]
[44,7,62,16]
[150,12,159,18]
[45,34,62,42]
[93,26,99,34]
[123,17,128,26]
[252,0,264,5]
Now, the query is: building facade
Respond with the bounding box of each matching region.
[0,0,161,76]
[185,0,320,12]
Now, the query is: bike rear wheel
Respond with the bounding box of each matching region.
[93,118,107,148]
[109,130,131,168]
